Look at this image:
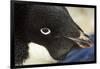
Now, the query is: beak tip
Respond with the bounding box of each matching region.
[79,40,94,48]
[67,37,94,48]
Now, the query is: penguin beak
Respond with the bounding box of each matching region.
[67,32,93,48]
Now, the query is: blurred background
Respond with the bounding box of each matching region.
[66,7,94,35]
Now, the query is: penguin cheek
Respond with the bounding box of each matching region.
[45,38,75,61]
[48,47,70,61]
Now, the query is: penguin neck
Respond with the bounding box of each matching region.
[23,42,57,65]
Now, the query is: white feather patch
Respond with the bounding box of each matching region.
[23,42,57,65]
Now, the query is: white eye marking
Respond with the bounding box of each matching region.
[40,28,51,35]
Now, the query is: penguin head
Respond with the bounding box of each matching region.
[14,3,93,64]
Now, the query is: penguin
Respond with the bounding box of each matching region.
[14,2,93,65]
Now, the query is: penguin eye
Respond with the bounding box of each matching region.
[40,28,51,35]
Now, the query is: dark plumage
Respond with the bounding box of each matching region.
[14,2,92,65]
